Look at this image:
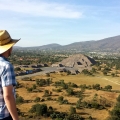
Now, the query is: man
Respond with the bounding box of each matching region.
[0,30,20,120]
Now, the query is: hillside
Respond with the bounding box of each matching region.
[14,35,120,52]
[14,43,62,50]
[62,35,120,52]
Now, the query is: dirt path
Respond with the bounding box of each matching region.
[96,75,120,86]
[103,78,120,85]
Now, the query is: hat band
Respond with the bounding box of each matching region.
[0,36,11,46]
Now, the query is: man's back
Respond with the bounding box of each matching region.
[0,56,16,119]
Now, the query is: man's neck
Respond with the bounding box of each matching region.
[0,53,8,58]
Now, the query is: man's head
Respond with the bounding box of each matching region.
[0,30,20,58]
[1,47,13,58]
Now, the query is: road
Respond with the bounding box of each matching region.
[16,67,63,80]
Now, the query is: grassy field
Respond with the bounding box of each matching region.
[16,73,120,120]
[47,73,120,90]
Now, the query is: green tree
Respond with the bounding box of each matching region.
[29,104,47,116]
[104,85,112,91]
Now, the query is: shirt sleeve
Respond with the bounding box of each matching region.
[1,63,17,87]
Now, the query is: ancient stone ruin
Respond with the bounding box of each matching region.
[60,54,96,72]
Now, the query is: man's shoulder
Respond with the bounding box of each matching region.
[0,58,13,69]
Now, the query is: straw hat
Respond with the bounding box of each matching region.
[0,30,20,54]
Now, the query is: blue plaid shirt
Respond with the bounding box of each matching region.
[0,56,17,119]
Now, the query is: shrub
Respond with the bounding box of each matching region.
[16,96,24,104]
[117,95,120,102]
[58,96,64,103]
[34,97,40,102]
[70,106,76,114]
[104,85,112,91]
[27,87,33,92]
[29,103,47,116]
[15,67,21,71]
[48,106,53,112]
[43,90,50,97]
[66,88,74,95]
[32,84,36,89]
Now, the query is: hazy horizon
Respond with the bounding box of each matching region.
[1,0,120,47]
[13,34,120,47]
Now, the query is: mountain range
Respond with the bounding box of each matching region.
[14,35,120,52]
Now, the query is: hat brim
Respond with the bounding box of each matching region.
[0,39,20,54]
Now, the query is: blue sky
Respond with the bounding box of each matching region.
[0,0,120,47]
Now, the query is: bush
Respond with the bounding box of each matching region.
[36,78,52,87]
[41,98,45,102]
[16,96,24,104]
[50,112,67,119]
[117,95,120,102]
[66,88,74,95]
[32,84,36,89]
[104,85,112,91]
[43,90,50,97]
[15,67,21,71]
[48,106,53,112]
[70,106,76,114]
[47,97,52,101]
[82,69,92,75]
[29,103,47,116]
[71,83,78,88]
[92,84,101,90]
[34,97,40,102]
[27,87,33,92]
[56,89,62,92]
[58,96,64,103]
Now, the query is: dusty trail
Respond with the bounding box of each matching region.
[103,78,120,85]
[96,75,120,85]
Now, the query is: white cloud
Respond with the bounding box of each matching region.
[0,0,82,18]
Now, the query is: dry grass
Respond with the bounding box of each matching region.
[16,73,120,120]
[49,73,120,90]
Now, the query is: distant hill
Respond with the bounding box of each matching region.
[14,43,62,50]
[61,35,120,52]
[27,43,62,50]
[14,35,120,52]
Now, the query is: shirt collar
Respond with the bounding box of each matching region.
[0,56,9,61]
